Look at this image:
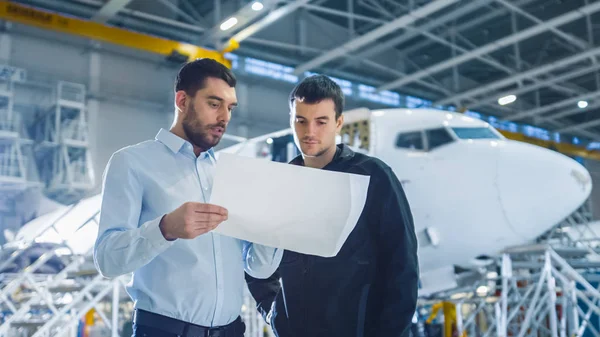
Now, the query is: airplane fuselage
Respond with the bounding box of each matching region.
[358,109,592,293]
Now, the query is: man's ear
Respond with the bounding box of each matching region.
[175,91,187,113]
[336,114,344,132]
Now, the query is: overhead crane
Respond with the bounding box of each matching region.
[1,1,599,161]
[0,0,236,68]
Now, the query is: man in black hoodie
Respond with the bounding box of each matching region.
[245,75,419,337]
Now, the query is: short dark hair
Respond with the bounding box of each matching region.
[289,75,344,119]
[175,58,236,96]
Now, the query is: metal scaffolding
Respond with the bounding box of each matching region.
[0,72,28,194]
[31,81,95,205]
[0,192,273,337]
[420,201,600,337]
[0,196,130,337]
[433,245,600,337]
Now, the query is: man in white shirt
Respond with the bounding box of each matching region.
[94,58,283,337]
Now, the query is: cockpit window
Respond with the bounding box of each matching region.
[396,131,424,150]
[426,128,454,150]
[452,127,500,139]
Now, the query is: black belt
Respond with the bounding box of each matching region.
[133,309,246,337]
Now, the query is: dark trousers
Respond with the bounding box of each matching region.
[132,323,182,337]
[132,309,245,337]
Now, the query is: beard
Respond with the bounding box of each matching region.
[294,135,329,158]
[182,102,227,151]
[300,144,330,158]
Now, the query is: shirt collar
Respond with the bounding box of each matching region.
[155,128,215,159]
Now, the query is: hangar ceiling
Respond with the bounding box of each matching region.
[5,0,600,143]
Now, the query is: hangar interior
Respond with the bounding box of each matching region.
[1,0,600,336]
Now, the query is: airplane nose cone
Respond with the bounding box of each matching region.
[496,141,592,240]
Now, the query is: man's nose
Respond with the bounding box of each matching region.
[218,107,231,123]
[305,122,316,136]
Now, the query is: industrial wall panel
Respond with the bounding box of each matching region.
[92,100,172,192]
[99,51,175,106]
[11,32,89,84]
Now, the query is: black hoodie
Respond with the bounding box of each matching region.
[245,143,419,337]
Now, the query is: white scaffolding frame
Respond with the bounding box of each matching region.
[421,201,600,337]
[32,81,95,204]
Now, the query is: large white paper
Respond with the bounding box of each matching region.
[210,153,371,257]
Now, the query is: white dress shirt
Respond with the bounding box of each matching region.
[93,128,283,327]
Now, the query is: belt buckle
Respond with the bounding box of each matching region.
[183,324,209,337]
[206,327,225,337]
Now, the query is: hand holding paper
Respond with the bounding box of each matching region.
[209,153,370,257]
[159,202,228,240]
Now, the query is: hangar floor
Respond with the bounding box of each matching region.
[1,170,600,337]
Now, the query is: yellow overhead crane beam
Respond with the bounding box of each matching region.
[0,0,237,68]
[498,129,600,161]
[2,2,600,162]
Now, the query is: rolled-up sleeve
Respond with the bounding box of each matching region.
[93,151,175,278]
[243,242,283,279]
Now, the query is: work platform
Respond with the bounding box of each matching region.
[0,63,95,213]
[0,194,270,337]
[418,202,600,337]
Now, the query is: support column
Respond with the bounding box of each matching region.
[0,26,12,244]
[0,23,11,64]
[112,281,120,337]
[451,28,459,92]
[298,10,307,57]
[88,42,101,191]
[214,0,221,26]
[236,82,249,138]
[347,0,354,39]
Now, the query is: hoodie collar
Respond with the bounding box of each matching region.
[290,143,355,167]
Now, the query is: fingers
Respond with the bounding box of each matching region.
[192,203,228,216]
[180,202,228,239]
[194,212,227,223]
[180,220,221,239]
[190,212,227,234]
[192,221,221,235]
[194,221,221,231]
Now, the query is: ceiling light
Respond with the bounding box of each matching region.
[476,286,489,296]
[220,17,238,31]
[251,1,264,11]
[498,95,517,106]
[578,100,589,109]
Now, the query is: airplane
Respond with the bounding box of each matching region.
[3,107,593,296]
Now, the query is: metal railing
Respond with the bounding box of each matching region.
[431,245,600,337]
